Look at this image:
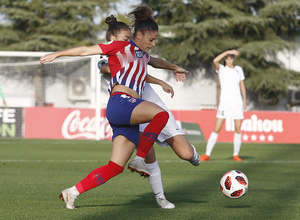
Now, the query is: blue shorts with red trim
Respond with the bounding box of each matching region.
[106,92,145,146]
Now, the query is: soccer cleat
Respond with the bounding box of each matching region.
[189,145,201,166]
[233,155,243,161]
[58,188,77,209]
[156,196,175,209]
[128,158,150,177]
[200,154,210,161]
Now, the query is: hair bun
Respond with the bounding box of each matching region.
[105,15,118,26]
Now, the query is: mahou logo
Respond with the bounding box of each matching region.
[226,114,284,133]
[61,110,112,139]
[225,114,284,142]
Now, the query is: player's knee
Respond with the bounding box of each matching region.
[155,111,169,124]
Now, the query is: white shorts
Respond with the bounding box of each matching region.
[139,84,185,148]
[216,100,244,119]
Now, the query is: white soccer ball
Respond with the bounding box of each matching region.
[220,170,248,199]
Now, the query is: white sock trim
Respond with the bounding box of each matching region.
[144,160,159,170]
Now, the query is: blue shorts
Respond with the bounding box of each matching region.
[106,92,145,146]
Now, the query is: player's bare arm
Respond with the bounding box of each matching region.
[146,75,174,98]
[148,56,188,82]
[240,80,247,109]
[100,63,110,75]
[213,49,239,70]
[40,45,103,64]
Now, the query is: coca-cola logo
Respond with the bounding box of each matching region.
[61,110,112,140]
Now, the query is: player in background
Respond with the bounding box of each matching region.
[0,84,7,108]
[200,49,247,161]
[40,5,190,209]
[99,15,201,209]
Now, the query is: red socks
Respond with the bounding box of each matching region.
[136,111,169,158]
[74,111,168,194]
[75,161,124,194]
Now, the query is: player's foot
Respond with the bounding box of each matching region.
[200,154,210,161]
[128,157,150,177]
[58,188,77,209]
[156,196,175,209]
[233,155,243,161]
[190,145,201,166]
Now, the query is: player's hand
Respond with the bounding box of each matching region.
[228,49,239,56]
[174,66,188,82]
[40,53,57,64]
[161,82,174,98]
[243,100,247,110]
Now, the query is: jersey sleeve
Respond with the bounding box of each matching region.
[216,64,224,74]
[236,66,245,81]
[98,41,129,56]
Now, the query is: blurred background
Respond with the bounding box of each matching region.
[0,0,299,142]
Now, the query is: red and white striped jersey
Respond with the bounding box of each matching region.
[99,40,150,96]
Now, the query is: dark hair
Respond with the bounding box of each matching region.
[105,15,131,41]
[127,5,158,38]
[223,54,235,66]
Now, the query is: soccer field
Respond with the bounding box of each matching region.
[1,139,300,220]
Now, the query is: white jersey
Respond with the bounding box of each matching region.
[98,55,110,86]
[217,64,245,103]
[216,64,245,119]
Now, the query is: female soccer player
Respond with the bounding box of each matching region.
[200,49,247,162]
[99,15,201,209]
[40,5,190,209]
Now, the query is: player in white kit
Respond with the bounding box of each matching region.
[200,49,247,161]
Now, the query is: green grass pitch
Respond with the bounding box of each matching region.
[1,139,300,220]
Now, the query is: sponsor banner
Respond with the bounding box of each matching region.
[172,110,300,144]
[23,107,300,143]
[180,122,206,142]
[0,108,23,138]
[24,107,112,140]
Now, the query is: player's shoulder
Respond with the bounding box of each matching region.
[100,40,130,46]
[218,64,225,70]
[235,65,243,71]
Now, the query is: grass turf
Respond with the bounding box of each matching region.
[0,139,300,220]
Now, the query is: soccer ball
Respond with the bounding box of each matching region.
[220,170,248,199]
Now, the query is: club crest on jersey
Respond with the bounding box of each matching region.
[135,50,145,58]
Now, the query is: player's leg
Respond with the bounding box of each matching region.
[166,135,200,166]
[233,119,243,161]
[201,118,225,161]
[59,135,135,209]
[106,94,168,176]
[128,101,169,175]
[139,109,175,209]
[144,146,175,209]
